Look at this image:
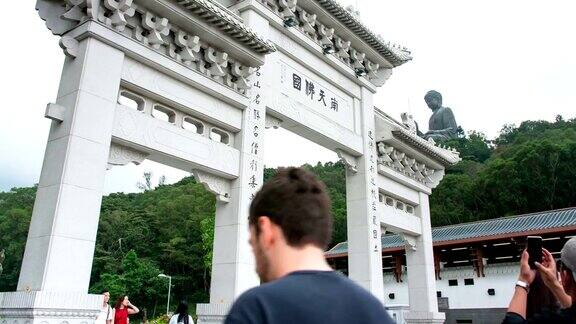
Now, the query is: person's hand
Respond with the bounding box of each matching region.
[536,248,560,290]
[536,248,573,308]
[519,250,536,284]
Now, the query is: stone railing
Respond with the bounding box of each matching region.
[117,88,235,146]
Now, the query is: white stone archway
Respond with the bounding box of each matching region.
[0,1,459,324]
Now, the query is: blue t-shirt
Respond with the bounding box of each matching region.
[225,270,394,324]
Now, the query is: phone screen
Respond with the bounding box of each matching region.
[527,236,543,269]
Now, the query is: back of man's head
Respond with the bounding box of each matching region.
[249,167,333,250]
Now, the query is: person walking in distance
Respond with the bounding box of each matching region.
[169,301,194,324]
[95,290,114,324]
[114,295,139,324]
[225,167,394,324]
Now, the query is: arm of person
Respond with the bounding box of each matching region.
[106,306,114,324]
[503,250,536,323]
[127,303,139,315]
[547,279,572,308]
[536,248,572,308]
[503,287,530,323]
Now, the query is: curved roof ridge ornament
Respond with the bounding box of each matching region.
[314,0,412,67]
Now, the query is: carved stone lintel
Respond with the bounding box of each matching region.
[231,62,254,90]
[59,35,79,58]
[317,24,334,47]
[278,0,297,19]
[99,0,136,31]
[336,149,358,173]
[399,233,417,251]
[377,142,393,166]
[175,30,201,64]
[350,48,366,71]
[264,115,283,129]
[107,143,148,170]
[377,142,445,189]
[205,48,229,77]
[365,60,379,79]
[391,150,405,171]
[142,11,170,49]
[192,170,231,203]
[62,0,98,23]
[299,11,317,36]
[334,37,351,61]
[402,156,416,177]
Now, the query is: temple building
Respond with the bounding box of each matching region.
[326,207,576,324]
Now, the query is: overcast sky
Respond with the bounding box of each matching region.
[1,0,575,193]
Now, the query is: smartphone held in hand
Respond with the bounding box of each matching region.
[527,236,543,270]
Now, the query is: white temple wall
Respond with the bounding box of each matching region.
[383,264,517,310]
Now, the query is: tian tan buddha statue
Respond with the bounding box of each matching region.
[423,90,459,141]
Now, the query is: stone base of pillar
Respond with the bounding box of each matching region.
[404,310,446,324]
[196,303,231,324]
[0,291,101,324]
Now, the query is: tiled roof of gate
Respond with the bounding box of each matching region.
[326,207,576,256]
[314,0,412,67]
[176,0,276,54]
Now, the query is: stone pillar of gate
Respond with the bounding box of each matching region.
[0,37,124,323]
[196,9,269,323]
[346,87,385,301]
[404,192,445,324]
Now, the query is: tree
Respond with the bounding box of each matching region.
[90,250,165,314]
[2,115,575,315]
[442,131,492,163]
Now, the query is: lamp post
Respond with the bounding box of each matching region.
[158,274,172,316]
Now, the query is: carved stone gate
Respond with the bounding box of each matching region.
[0,1,459,323]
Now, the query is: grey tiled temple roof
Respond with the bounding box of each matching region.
[314,0,412,67]
[326,207,576,256]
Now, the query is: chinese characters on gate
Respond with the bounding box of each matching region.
[367,130,380,253]
[247,67,263,200]
[292,73,339,112]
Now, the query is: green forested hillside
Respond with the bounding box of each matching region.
[0,116,575,316]
[431,116,576,225]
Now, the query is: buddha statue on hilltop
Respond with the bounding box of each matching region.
[423,90,460,141]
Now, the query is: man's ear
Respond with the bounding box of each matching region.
[257,216,275,248]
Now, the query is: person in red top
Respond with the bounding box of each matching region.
[114,295,140,324]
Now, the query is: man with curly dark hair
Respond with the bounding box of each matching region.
[225,167,393,324]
